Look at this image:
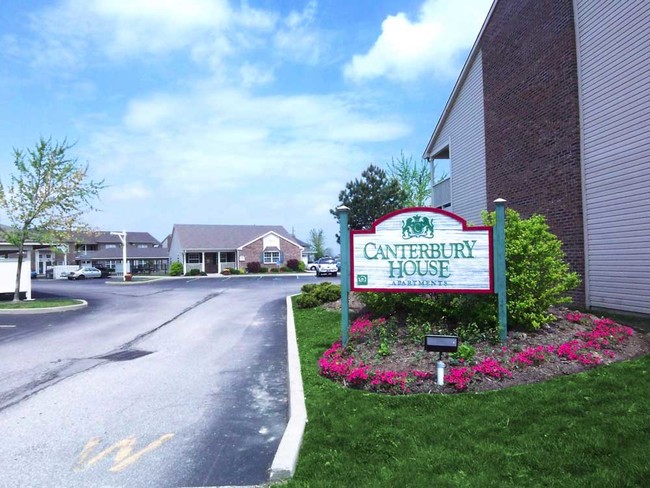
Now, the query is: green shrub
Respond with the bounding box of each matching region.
[247,261,261,273]
[295,293,320,309]
[270,268,279,273]
[169,262,183,276]
[450,343,476,364]
[358,292,421,325]
[312,282,341,303]
[185,268,201,276]
[301,283,318,294]
[297,261,306,272]
[483,208,580,329]
[296,282,342,309]
[406,318,434,344]
[260,267,269,273]
[228,268,242,275]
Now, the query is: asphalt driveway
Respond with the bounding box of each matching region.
[0,274,332,487]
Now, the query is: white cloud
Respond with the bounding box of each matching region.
[273,0,323,65]
[344,0,492,83]
[25,0,275,73]
[83,84,410,199]
[106,182,152,201]
[239,64,276,88]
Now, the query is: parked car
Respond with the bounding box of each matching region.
[316,257,338,277]
[307,262,318,271]
[67,266,102,280]
[31,270,38,279]
[93,265,112,278]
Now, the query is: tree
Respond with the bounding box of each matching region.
[386,151,446,207]
[0,138,104,301]
[330,164,407,241]
[309,228,327,259]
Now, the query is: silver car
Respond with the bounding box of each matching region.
[67,266,102,280]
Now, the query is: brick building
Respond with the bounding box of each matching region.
[168,224,304,274]
[424,0,650,314]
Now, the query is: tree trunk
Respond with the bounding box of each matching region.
[13,241,25,302]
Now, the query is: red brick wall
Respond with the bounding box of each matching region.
[482,0,585,306]
[240,238,302,269]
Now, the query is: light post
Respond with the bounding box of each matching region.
[110,231,128,281]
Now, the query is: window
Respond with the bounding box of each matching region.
[220,252,236,263]
[105,244,117,249]
[187,253,202,264]
[137,244,148,248]
[263,251,280,264]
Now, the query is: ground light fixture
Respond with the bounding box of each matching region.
[424,335,459,386]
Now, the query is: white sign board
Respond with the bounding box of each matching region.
[351,208,493,293]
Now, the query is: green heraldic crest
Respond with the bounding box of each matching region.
[402,215,434,239]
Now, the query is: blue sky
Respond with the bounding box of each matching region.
[0,0,492,251]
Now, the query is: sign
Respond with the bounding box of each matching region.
[351,207,493,293]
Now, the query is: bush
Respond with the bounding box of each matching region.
[287,259,300,271]
[483,208,580,329]
[222,269,231,275]
[296,282,342,309]
[301,283,318,294]
[295,293,321,309]
[169,262,183,276]
[228,268,242,275]
[270,268,279,273]
[260,267,269,273]
[185,268,201,276]
[312,282,341,304]
[247,261,261,273]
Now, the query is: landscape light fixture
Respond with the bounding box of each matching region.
[424,335,459,386]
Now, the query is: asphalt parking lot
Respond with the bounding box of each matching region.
[0,274,335,487]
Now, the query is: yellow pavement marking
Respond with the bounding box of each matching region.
[74,434,175,472]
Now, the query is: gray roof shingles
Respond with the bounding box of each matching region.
[172,224,301,250]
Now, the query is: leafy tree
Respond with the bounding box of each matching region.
[331,164,407,240]
[0,138,104,301]
[386,151,431,207]
[386,151,447,207]
[309,228,327,259]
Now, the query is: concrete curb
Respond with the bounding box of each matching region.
[269,295,307,481]
[0,299,88,314]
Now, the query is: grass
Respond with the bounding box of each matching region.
[282,305,650,487]
[0,298,83,309]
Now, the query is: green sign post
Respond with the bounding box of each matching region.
[337,206,351,346]
[494,198,508,342]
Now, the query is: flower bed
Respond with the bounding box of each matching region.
[317,310,648,394]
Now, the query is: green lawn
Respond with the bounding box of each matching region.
[0,298,83,309]
[283,306,650,487]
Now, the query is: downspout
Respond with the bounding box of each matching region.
[573,0,590,309]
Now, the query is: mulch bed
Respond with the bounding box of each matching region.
[319,298,650,394]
